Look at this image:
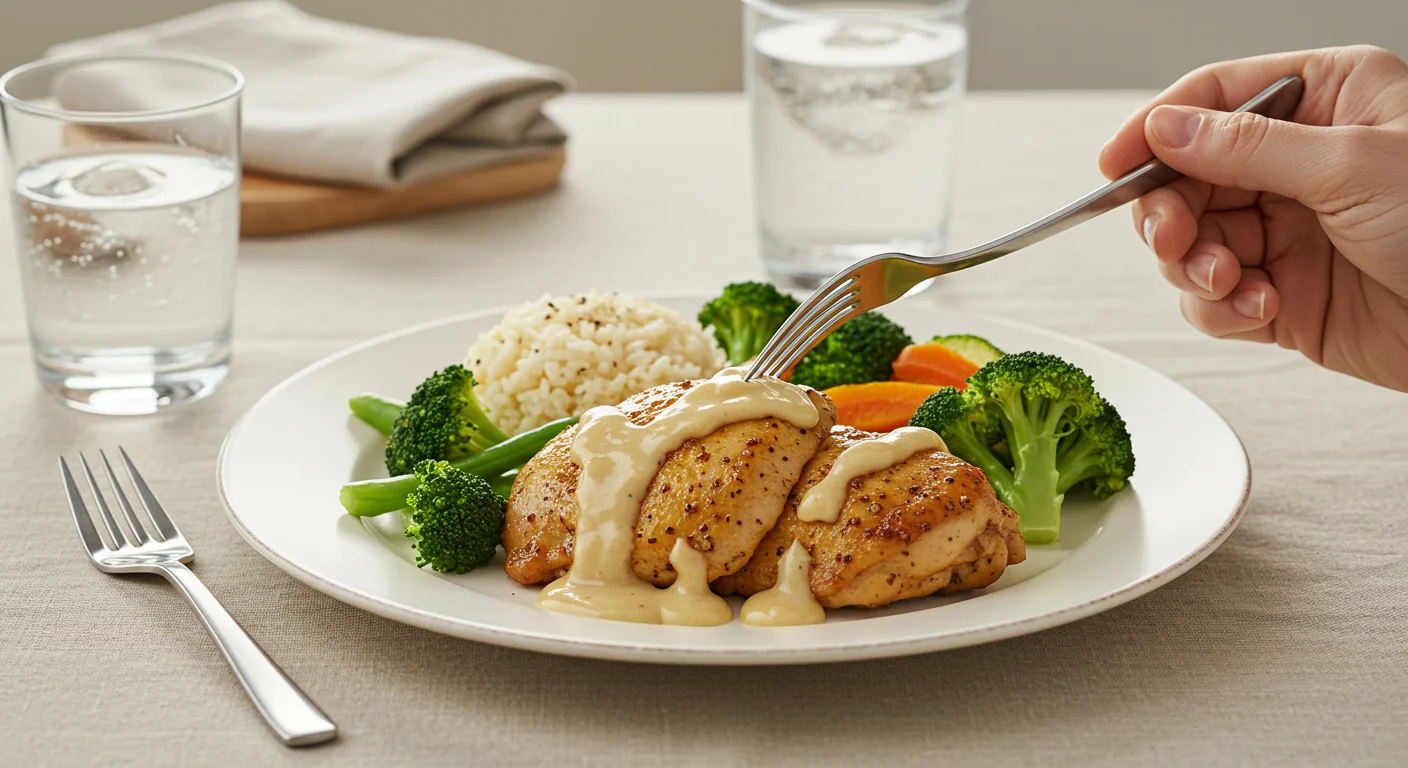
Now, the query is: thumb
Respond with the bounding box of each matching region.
[1144,105,1340,202]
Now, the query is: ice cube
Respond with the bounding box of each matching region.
[825,23,904,49]
[755,20,967,154]
[71,160,165,197]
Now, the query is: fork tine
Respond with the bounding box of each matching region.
[79,453,128,549]
[60,457,107,557]
[99,450,152,544]
[748,277,855,379]
[750,285,839,376]
[761,293,860,379]
[755,299,849,380]
[119,447,181,541]
[761,284,857,376]
[758,291,860,379]
[762,276,856,366]
[752,279,859,378]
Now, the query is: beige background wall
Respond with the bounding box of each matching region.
[3,0,1407,90]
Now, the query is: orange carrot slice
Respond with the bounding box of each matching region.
[823,382,944,433]
[890,343,979,388]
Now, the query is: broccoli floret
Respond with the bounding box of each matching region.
[911,352,1133,544]
[403,460,506,573]
[789,311,913,390]
[385,365,510,476]
[909,386,1015,502]
[966,352,1102,543]
[343,416,578,518]
[931,334,1005,366]
[697,281,800,365]
[1056,397,1135,499]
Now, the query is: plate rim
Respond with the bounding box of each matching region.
[216,295,1252,665]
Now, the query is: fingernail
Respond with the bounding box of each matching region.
[1149,106,1201,149]
[1142,214,1159,247]
[1232,289,1266,320]
[1185,252,1216,293]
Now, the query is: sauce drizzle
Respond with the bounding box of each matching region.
[537,367,821,625]
[797,426,946,523]
[740,540,825,626]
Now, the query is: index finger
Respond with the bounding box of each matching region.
[1097,48,1344,179]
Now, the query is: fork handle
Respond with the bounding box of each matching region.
[946,75,1305,267]
[158,562,338,746]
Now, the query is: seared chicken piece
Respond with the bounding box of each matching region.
[503,380,837,586]
[713,426,1025,608]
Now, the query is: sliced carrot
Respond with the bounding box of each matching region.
[823,382,944,433]
[890,343,980,388]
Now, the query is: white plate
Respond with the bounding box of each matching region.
[218,293,1250,665]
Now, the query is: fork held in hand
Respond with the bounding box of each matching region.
[745,75,1306,381]
[60,448,338,747]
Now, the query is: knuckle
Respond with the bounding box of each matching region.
[1341,45,1408,78]
[1213,112,1271,157]
[1348,44,1396,65]
[1185,63,1218,85]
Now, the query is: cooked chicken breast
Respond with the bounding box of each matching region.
[503,380,837,586]
[713,426,1025,608]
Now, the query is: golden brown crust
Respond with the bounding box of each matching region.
[502,380,837,586]
[713,426,1026,608]
[501,424,579,585]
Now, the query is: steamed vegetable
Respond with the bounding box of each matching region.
[931,334,1004,366]
[788,311,913,391]
[349,393,404,436]
[697,281,801,365]
[403,460,506,573]
[890,343,980,388]
[342,416,577,517]
[909,352,1134,544]
[384,365,511,476]
[824,381,943,432]
[487,469,519,499]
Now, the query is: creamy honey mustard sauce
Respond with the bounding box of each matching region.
[537,367,821,625]
[739,540,824,627]
[796,426,946,523]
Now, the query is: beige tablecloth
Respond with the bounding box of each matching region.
[1,93,1405,767]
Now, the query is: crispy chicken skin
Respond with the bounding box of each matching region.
[502,380,837,586]
[713,426,1026,608]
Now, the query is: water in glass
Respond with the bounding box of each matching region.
[12,149,239,413]
[750,6,967,285]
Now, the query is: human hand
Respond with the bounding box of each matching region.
[1099,46,1408,392]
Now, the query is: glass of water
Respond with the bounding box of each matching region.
[1,53,242,415]
[744,0,970,287]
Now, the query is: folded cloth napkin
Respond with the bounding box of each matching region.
[48,0,570,187]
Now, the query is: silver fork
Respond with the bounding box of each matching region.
[59,448,338,747]
[746,75,1306,380]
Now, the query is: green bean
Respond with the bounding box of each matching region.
[341,416,576,516]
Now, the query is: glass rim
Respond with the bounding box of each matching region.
[741,0,970,22]
[0,50,244,123]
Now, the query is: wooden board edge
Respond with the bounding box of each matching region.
[239,149,567,237]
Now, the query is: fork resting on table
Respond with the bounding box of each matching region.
[59,448,338,747]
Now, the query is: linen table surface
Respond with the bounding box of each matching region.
[1,93,1404,767]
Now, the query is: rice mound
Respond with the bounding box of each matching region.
[466,291,726,435]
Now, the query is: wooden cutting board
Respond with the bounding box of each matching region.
[61,126,566,236]
[240,148,566,236]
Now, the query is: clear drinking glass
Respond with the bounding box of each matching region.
[744,0,970,287]
[1,53,243,415]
